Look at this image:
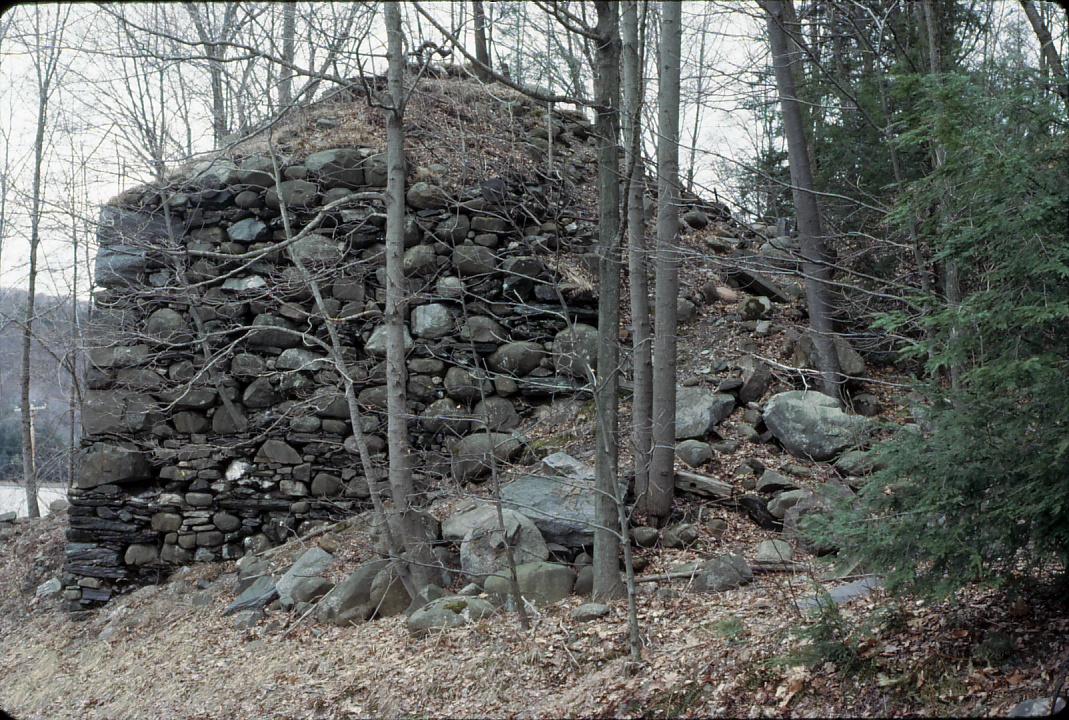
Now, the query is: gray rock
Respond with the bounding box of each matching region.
[243,377,279,408]
[231,609,264,629]
[151,512,183,533]
[421,398,471,436]
[739,357,771,404]
[740,296,772,321]
[1008,697,1066,718]
[763,391,872,461]
[689,553,753,592]
[411,303,453,339]
[407,595,495,635]
[473,396,519,431]
[224,575,278,615]
[675,440,713,468]
[792,332,866,379]
[834,449,883,476]
[632,526,659,548]
[755,539,793,563]
[368,563,411,618]
[227,218,269,243]
[499,458,599,547]
[277,547,334,607]
[443,366,492,404]
[488,341,545,377]
[460,507,548,581]
[451,432,524,483]
[266,179,318,209]
[290,235,343,264]
[402,244,438,277]
[145,308,190,342]
[675,386,735,439]
[756,470,797,494]
[35,578,62,598]
[314,559,390,625]
[48,498,70,514]
[276,348,329,372]
[571,602,610,621]
[768,488,812,519]
[291,576,333,604]
[574,565,593,596]
[365,325,413,357]
[553,324,599,378]
[255,439,301,465]
[304,148,366,188]
[406,181,447,209]
[662,523,699,549]
[783,484,852,555]
[683,209,709,229]
[484,561,575,607]
[77,443,152,489]
[248,314,303,348]
[213,512,241,532]
[460,316,506,343]
[677,297,698,323]
[452,243,497,275]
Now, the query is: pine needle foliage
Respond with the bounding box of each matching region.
[811,73,1069,597]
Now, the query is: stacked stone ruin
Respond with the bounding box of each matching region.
[64,99,607,609]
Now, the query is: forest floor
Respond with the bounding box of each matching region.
[2,280,1068,719]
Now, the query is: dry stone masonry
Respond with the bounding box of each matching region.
[65,100,608,609]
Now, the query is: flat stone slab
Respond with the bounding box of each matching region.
[224,575,277,615]
[794,576,882,612]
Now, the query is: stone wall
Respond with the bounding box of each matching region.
[64,104,604,609]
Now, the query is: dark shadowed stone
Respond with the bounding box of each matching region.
[255,439,301,464]
[452,243,496,275]
[315,559,390,625]
[450,432,524,483]
[224,575,278,615]
[145,308,191,343]
[688,553,753,592]
[421,397,471,436]
[77,443,152,489]
[247,314,304,348]
[304,148,366,188]
[473,397,519,431]
[265,179,318,209]
[368,563,411,618]
[443,366,493,403]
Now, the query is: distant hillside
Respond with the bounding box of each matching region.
[0,288,89,486]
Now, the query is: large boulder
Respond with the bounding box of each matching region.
[407,595,495,635]
[487,341,544,377]
[450,432,524,483]
[276,547,334,607]
[368,563,412,618]
[762,390,872,460]
[483,561,575,607]
[675,386,735,439]
[688,553,754,593]
[459,507,549,582]
[265,179,318,209]
[472,396,519,431]
[553,324,599,378]
[304,148,366,189]
[314,559,391,626]
[499,452,598,547]
[792,331,867,379]
[411,303,454,339]
[77,443,153,489]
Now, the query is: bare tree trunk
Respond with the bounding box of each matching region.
[592,0,625,602]
[647,0,683,525]
[384,2,437,590]
[921,0,961,391]
[279,2,296,107]
[764,0,844,400]
[472,0,492,82]
[622,0,652,520]
[1020,0,1069,113]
